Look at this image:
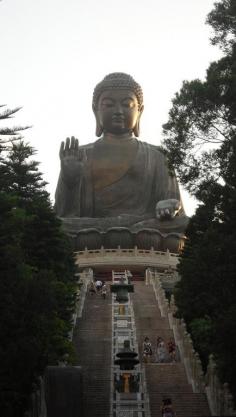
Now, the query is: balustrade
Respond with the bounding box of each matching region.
[74,247,179,270]
[151,273,236,416]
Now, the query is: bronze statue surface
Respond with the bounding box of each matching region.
[55,73,188,252]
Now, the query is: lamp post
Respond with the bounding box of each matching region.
[110,276,134,314]
[114,340,140,393]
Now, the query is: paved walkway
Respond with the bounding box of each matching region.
[73,288,112,417]
[131,282,210,417]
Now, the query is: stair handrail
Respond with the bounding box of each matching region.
[169,295,236,415]
[151,271,169,317]
[205,354,236,416]
[171,312,206,393]
[68,268,92,340]
[156,272,236,416]
[151,272,206,393]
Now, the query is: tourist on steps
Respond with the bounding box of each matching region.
[88,281,96,295]
[156,337,167,363]
[95,279,103,292]
[142,337,152,363]
[161,397,176,417]
[101,283,107,299]
[167,338,176,362]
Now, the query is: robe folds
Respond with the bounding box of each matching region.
[55,138,188,235]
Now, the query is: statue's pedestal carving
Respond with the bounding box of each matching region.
[61,218,186,253]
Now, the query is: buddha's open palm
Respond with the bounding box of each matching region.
[60,136,86,179]
[156,199,181,220]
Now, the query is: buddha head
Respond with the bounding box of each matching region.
[92,72,144,137]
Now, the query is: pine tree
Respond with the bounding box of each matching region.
[0,111,76,416]
[0,105,29,150]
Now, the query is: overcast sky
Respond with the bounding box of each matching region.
[0,0,221,215]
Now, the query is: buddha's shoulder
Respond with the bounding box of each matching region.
[139,140,166,155]
[79,139,107,149]
[79,139,166,157]
[79,142,95,150]
[78,142,95,158]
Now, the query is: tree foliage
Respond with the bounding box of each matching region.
[207,0,236,52]
[0,108,76,417]
[162,53,236,195]
[162,0,236,401]
[0,105,30,149]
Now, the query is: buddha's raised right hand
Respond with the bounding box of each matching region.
[60,136,86,181]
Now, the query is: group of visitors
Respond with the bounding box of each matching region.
[142,337,177,415]
[142,336,177,363]
[88,279,108,299]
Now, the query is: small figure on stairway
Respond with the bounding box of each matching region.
[88,281,96,295]
[126,270,133,284]
[167,338,176,362]
[142,336,152,363]
[156,337,167,363]
[95,279,103,292]
[161,397,176,417]
[101,283,108,299]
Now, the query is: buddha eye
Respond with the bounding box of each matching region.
[101,99,114,108]
[122,99,135,108]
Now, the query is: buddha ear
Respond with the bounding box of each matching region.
[134,105,144,137]
[93,104,103,137]
[95,118,103,137]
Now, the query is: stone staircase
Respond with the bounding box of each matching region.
[95,269,144,282]
[73,285,112,417]
[73,278,210,417]
[131,282,210,417]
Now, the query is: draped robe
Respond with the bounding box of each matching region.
[55,137,188,235]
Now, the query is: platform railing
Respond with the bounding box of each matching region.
[75,246,179,269]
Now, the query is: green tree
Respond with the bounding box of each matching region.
[162,0,236,400]
[0,110,76,416]
[207,0,236,52]
[0,105,29,149]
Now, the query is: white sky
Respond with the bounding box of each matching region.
[0,0,221,215]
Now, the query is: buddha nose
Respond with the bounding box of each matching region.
[114,102,123,114]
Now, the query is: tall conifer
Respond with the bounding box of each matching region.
[0,109,76,416]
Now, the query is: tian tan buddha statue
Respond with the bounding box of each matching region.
[55,72,188,252]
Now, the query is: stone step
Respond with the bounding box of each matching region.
[136,317,169,328]
[73,289,112,417]
[71,278,210,417]
[131,282,210,417]
[146,362,186,371]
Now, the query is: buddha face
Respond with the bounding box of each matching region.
[95,89,143,135]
